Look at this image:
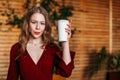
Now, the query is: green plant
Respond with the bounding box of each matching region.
[40,0,74,25]
[88,46,120,78]
[109,51,120,71]
[8,15,24,28]
[0,2,14,25]
[4,0,74,28]
[88,46,110,77]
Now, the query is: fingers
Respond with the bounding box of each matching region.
[65,27,71,39]
[65,27,71,35]
[66,20,72,39]
[65,27,71,32]
[67,24,71,28]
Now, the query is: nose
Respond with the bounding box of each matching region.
[36,24,40,30]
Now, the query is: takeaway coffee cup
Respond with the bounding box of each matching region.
[58,19,69,42]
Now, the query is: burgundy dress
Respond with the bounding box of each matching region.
[7,43,75,80]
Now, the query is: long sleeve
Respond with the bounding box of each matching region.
[54,46,75,77]
[7,43,19,80]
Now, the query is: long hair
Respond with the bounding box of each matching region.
[17,6,52,57]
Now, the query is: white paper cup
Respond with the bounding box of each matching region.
[58,20,69,42]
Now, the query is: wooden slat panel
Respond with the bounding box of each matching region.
[112,0,120,52]
[68,0,109,80]
[0,26,20,80]
[0,0,120,80]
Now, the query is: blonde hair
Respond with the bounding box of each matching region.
[18,6,52,56]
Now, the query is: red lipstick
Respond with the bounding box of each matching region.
[34,32,40,35]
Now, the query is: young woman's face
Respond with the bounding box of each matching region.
[29,12,45,39]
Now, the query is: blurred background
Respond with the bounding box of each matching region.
[0,0,120,80]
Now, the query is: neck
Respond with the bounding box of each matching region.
[28,38,43,45]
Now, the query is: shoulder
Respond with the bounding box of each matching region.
[11,42,19,50]
[10,42,20,54]
[47,42,60,51]
[47,42,59,49]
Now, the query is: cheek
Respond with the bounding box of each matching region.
[30,24,35,30]
[41,25,45,31]
[29,26,35,35]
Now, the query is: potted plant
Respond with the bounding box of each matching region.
[109,51,120,71]
[88,46,110,78]
[106,51,120,80]
[88,47,120,80]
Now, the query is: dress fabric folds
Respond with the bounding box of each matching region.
[7,43,75,80]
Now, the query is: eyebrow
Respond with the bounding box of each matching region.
[30,19,45,22]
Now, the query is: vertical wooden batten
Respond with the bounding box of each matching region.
[109,0,113,53]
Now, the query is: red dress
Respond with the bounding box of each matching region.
[7,43,75,80]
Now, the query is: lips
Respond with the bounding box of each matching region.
[34,32,40,35]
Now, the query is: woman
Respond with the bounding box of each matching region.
[7,6,75,80]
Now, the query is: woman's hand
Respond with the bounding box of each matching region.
[65,19,72,40]
[65,23,71,40]
[61,20,72,65]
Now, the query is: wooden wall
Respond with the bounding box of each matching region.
[0,0,120,80]
[112,0,120,52]
[0,26,20,80]
[0,0,25,80]
[69,0,109,80]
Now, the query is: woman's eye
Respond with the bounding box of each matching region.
[40,22,45,25]
[31,21,36,24]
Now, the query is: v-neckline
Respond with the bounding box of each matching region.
[26,45,47,66]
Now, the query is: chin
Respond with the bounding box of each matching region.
[32,35,41,39]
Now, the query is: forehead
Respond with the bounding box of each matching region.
[30,12,45,21]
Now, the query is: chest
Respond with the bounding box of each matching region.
[26,44,44,65]
[18,47,55,73]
